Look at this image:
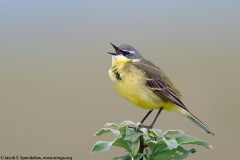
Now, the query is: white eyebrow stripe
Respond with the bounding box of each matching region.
[128,51,136,54]
[121,49,136,54]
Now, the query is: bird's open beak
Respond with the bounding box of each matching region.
[107,43,123,56]
[107,52,117,55]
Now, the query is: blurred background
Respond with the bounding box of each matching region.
[0,0,239,159]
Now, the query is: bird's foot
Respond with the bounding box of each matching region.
[138,123,153,130]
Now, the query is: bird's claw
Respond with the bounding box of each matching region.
[138,123,153,130]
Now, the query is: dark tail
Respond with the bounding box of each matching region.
[187,111,214,135]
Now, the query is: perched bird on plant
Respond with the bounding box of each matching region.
[107,43,214,135]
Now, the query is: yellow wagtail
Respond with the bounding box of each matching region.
[108,43,214,135]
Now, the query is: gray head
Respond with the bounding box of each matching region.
[108,43,143,60]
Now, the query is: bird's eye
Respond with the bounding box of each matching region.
[124,51,130,55]
[121,50,130,56]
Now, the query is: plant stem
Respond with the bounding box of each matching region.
[139,135,144,160]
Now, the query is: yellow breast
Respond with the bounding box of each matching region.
[108,59,170,110]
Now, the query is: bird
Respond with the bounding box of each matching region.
[107,43,214,135]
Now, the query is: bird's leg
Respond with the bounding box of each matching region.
[128,110,153,131]
[139,107,163,130]
[149,107,163,129]
[140,110,153,123]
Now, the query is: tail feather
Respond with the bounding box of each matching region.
[174,107,214,135]
[187,111,214,135]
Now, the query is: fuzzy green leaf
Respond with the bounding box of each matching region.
[119,120,137,129]
[104,123,119,129]
[119,126,127,138]
[125,128,142,143]
[118,121,135,138]
[147,140,167,156]
[162,130,184,137]
[91,141,112,153]
[95,128,120,136]
[176,135,213,149]
[152,146,193,160]
[163,138,178,150]
[134,153,143,160]
[113,153,133,160]
[112,137,130,151]
[131,138,140,157]
[149,129,162,140]
[140,128,148,137]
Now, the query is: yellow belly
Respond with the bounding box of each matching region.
[109,60,174,110]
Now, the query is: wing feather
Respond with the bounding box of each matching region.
[133,59,188,111]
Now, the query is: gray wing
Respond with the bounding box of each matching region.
[133,59,188,111]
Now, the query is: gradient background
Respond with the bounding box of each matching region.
[0,1,239,159]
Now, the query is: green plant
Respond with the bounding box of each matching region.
[92,121,212,160]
